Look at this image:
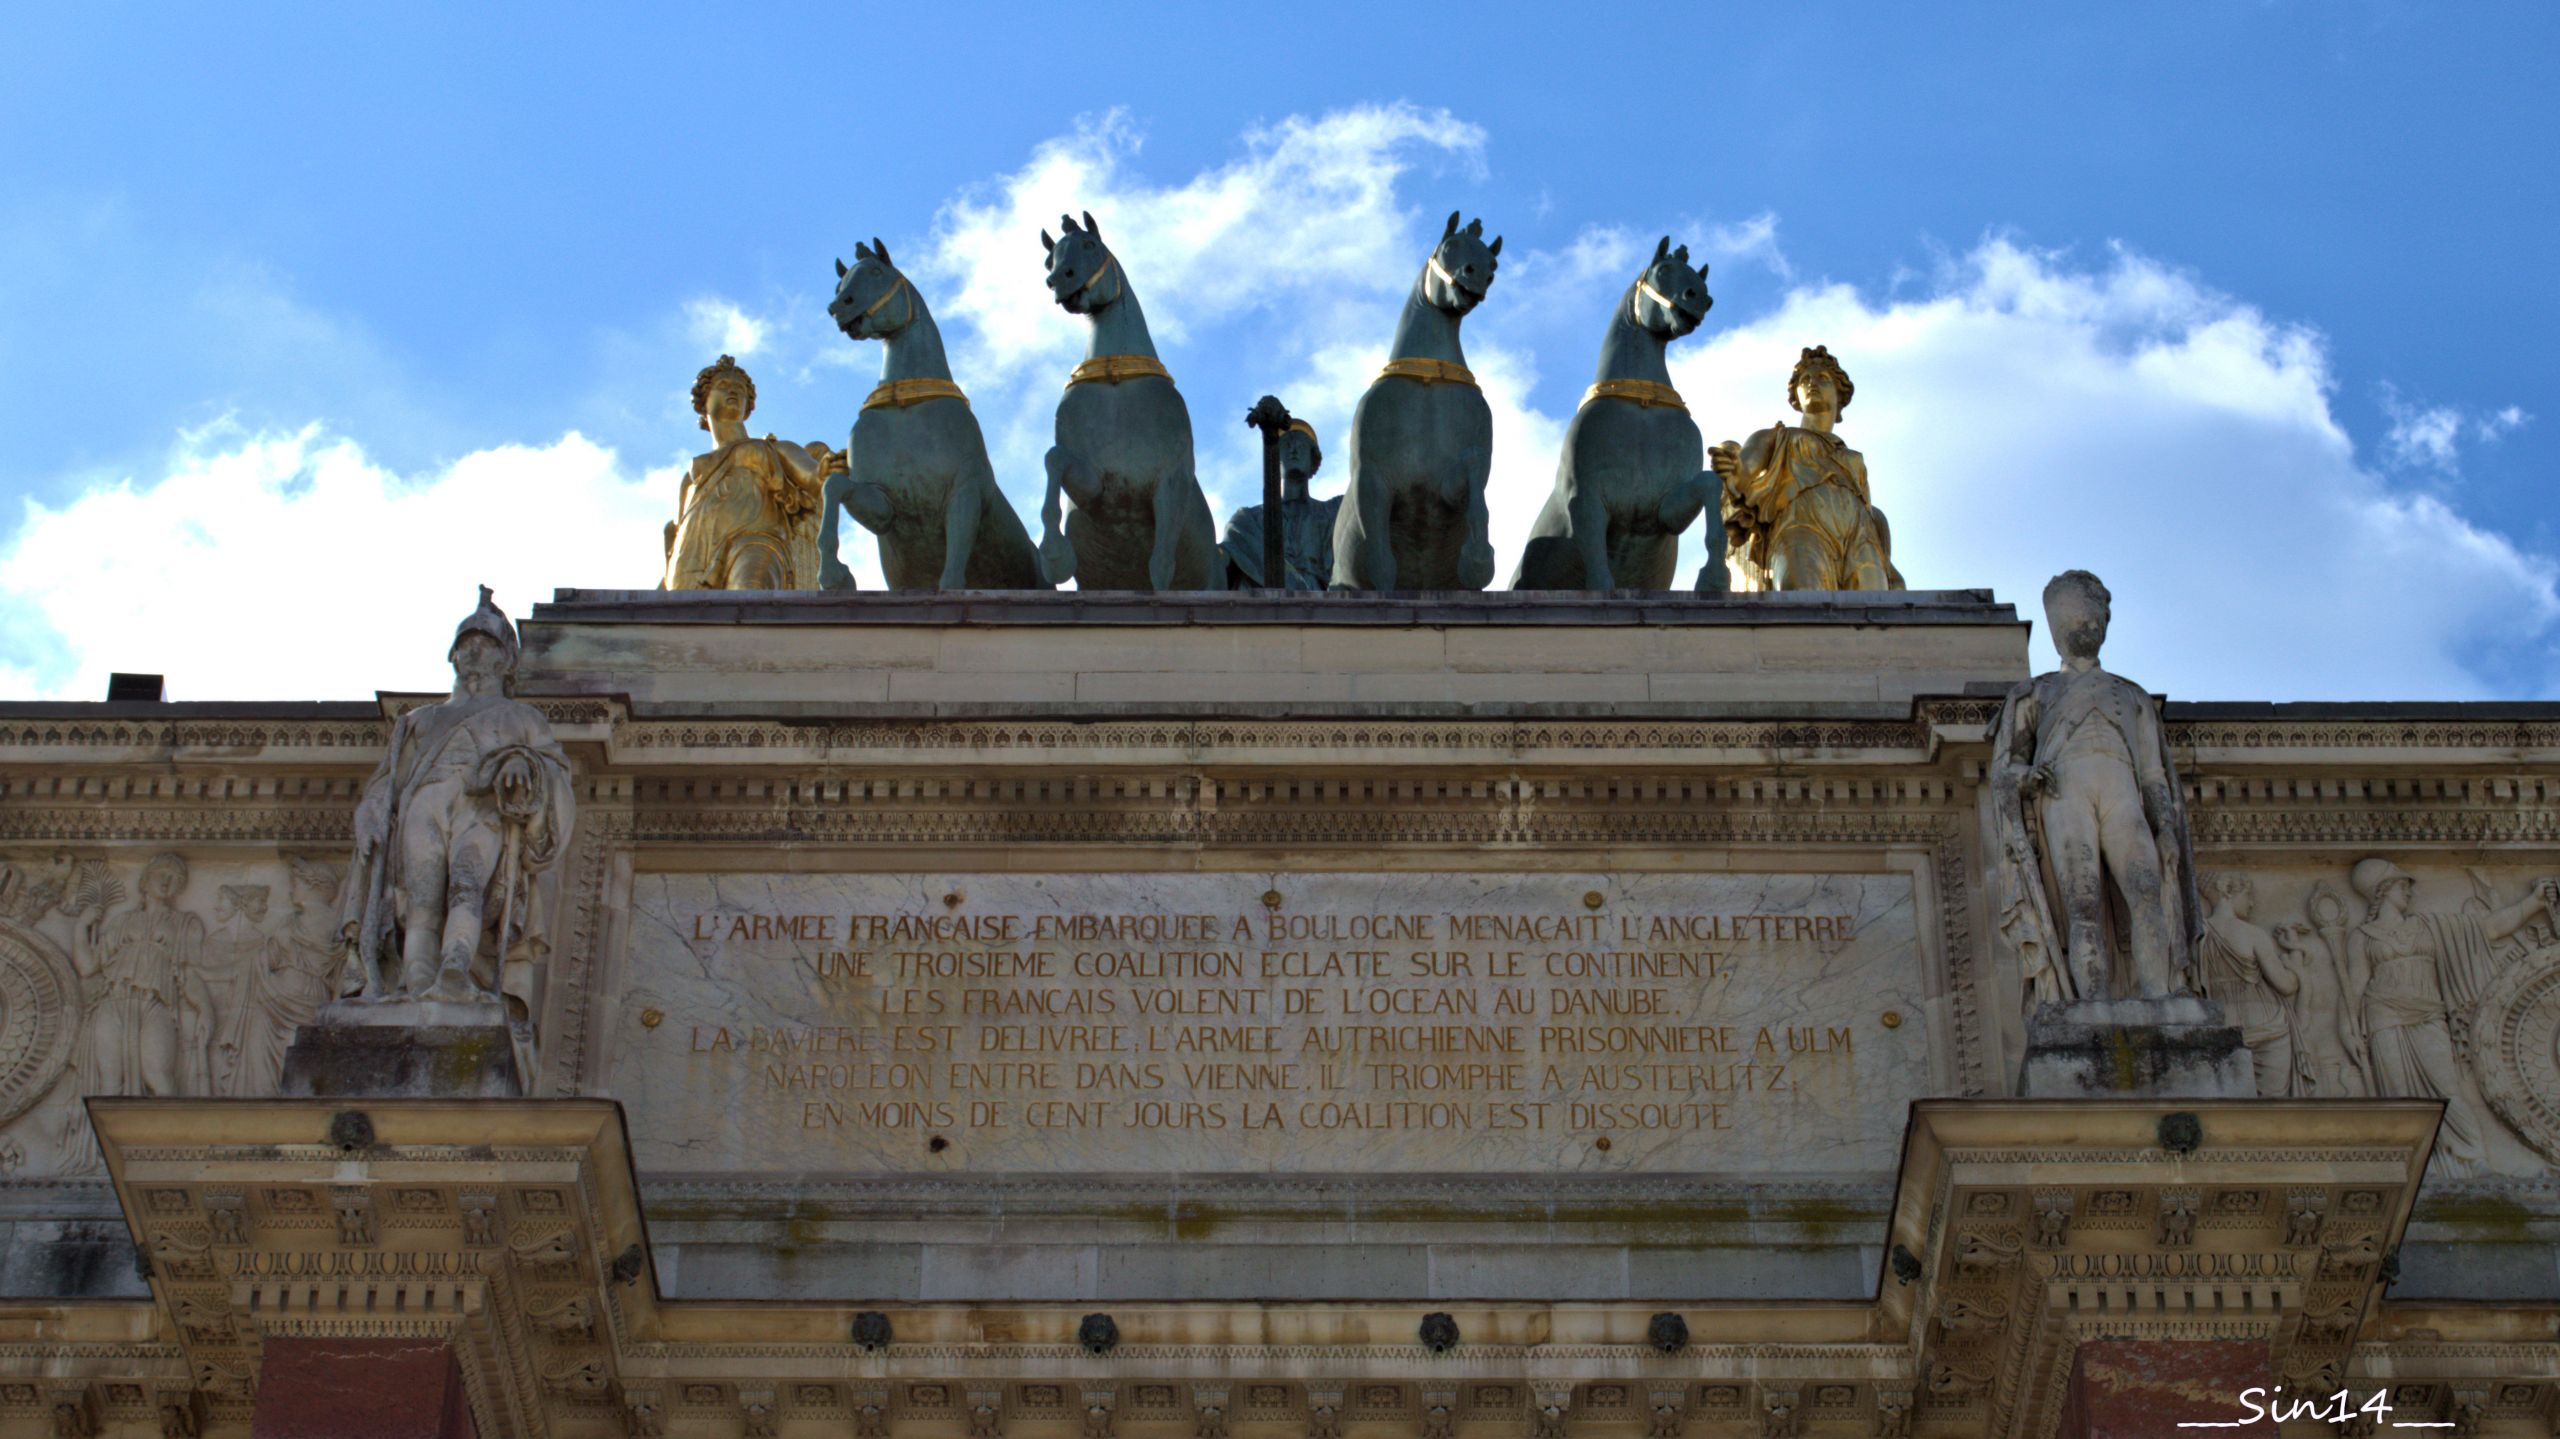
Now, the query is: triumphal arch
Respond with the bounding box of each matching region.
[3,225,2558,1438]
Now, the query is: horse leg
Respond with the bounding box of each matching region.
[1193,483,1226,592]
[1656,470,1709,536]
[1147,469,1190,591]
[1456,447,1495,590]
[818,472,855,591]
[942,471,985,591]
[1039,446,1084,586]
[1691,471,1731,594]
[1569,485,1615,593]
[1346,470,1396,591]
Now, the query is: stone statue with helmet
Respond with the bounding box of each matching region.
[292,587,576,1095]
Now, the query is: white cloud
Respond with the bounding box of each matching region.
[2383,399,2464,471]
[684,298,769,358]
[1665,240,2560,699]
[3,423,679,700]
[2379,384,2533,474]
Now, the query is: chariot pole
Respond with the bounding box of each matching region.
[1244,396,1295,589]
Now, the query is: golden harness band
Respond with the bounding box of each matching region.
[862,378,969,411]
[1066,355,1173,388]
[1376,357,1478,387]
[1584,378,1687,411]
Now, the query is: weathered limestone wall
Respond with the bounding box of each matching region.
[3,598,2558,1323]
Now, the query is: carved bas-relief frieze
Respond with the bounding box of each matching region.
[0,849,355,1176]
[612,869,1931,1178]
[2173,856,2560,1181]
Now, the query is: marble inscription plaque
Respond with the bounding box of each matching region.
[613,871,1930,1176]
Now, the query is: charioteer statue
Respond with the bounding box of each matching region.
[1229,400,1336,590]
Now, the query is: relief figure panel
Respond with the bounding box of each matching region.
[0,848,348,1176]
[2194,855,2560,1180]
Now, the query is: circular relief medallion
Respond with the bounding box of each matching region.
[2471,945,2560,1166]
[0,919,82,1128]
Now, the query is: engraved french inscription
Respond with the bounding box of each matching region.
[614,871,1930,1175]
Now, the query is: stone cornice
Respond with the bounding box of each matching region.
[11,699,2560,773]
[13,1098,2519,1439]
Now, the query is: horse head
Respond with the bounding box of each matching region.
[1422,211,1503,316]
[1040,211,1124,317]
[830,239,916,341]
[1631,236,1711,339]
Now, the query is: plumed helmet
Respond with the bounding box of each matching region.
[2349,857,2413,900]
[449,584,520,668]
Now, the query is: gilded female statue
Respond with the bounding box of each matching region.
[1710,346,1903,592]
[663,355,846,590]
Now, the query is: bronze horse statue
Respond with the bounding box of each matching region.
[1329,212,1502,591]
[1512,236,1726,591]
[817,240,1048,591]
[1036,213,1222,590]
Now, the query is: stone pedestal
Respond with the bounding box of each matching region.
[2020,995,2257,1098]
[279,998,522,1099]
[252,1338,477,1439]
[2056,1339,2272,1437]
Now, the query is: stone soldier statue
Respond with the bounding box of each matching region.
[338,588,575,1026]
[1989,571,2199,1010]
[1710,346,1903,591]
[663,354,845,590]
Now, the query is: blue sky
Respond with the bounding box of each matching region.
[2,2,2554,701]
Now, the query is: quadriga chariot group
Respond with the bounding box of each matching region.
[661,210,1903,597]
